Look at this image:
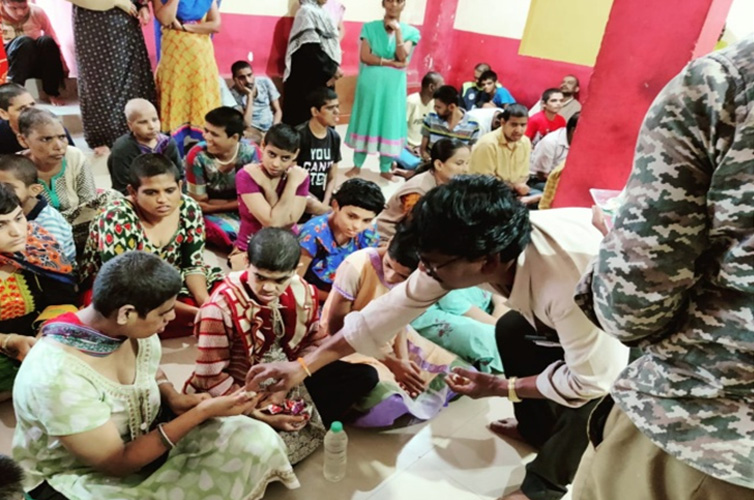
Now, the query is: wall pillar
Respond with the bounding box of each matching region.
[552,0,734,207]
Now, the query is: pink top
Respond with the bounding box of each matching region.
[235,167,310,251]
[1,5,58,44]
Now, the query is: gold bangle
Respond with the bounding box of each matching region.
[297,357,312,377]
[508,377,522,403]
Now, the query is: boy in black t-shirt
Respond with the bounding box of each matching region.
[296,87,342,222]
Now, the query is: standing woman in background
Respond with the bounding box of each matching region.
[345,0,419,181]
[66,0,156,156]
[153,0,221,154]
[282,0,342,127]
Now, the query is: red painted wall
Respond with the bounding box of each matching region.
[552,0,734,208]
[143,2,594,109]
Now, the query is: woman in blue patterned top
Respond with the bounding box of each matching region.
[298,178,384,301]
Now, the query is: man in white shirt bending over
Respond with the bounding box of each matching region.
[247,175,628,500]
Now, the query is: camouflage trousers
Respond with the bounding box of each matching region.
[572,403,753,500]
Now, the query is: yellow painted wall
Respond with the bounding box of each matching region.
[519,0,615,66]
[220,0,428,24]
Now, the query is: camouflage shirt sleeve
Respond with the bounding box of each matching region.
[579,53,740,343]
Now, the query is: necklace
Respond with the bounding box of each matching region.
[215,143,240,166]
[43,321,127,357]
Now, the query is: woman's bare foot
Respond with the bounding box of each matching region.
[488,418,525,442]
[379,171,396,181]
[48,95,66,106]
[93,146,110,157]
[345,167,361,178]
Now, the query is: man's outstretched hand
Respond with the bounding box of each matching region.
[245,361,306,393]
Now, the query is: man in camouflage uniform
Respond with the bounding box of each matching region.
[572,38,754,498]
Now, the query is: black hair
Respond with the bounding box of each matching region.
[92,251,182,318]
[421,71,443,89]
[128,153,181,189]
[566,112,580,134]
[307,87,338,111]
[231,60,252,78]
[501,103,529,121]
[0,182,21,216]
[408,175,531,263]
[205,106,245,139]
[0,82,29,111]
[17,107,61,137]
[387,222,419,272]
[263,123,300,153]
[246,227,301,272]
[415,138,470,175]
[542,88,563,103]
[0,154,38,187]
[0,454,24,500]
[433,85,460,107]
[479,70,498,83]
[332,178,385,214]
[564,74,580,88]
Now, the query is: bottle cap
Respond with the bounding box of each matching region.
[330,421,343,433]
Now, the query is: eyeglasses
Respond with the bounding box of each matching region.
[419,254,463,281]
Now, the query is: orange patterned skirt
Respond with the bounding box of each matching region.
[155,28,220,148]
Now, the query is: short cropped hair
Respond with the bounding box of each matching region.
[0,82,29,111]
[205,106,245,139]
[421,71,443,89]
[92,251,183,318]
[0,454,24,500]
[501,103,529,121]
[433,85,460,107]
[409,175,531,263]
[128,153,181,189]
[479,70,498,83]
[263,123,300,153]
[307,87,338,110]
[0,181,20,216]
[542,88,563,103]
[246,227,301,272]
[387,222,419,271]
[474,62,491,73]
[17,107,60,137]
[332,178,385,215]
[0,154,38,187]
[231,60,252,78]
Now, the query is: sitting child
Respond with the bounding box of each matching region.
[17,107,117,249]
[12,251,297,499]
[186,228,378,463]
[81,154,223,339]
[475,70,516,109]
[296,87,342,222]
[108,98,183,195]
[320,227,468,428]
[231,124,309,269]
[0,154,75,264]
[0,182,75,398]
[186,106,259,251]
[298,178,384,300]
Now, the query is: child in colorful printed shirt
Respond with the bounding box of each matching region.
[298,178,384,301]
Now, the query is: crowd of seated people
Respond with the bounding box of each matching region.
[0,1,617,500]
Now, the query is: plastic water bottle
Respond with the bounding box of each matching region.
[323,421,348,482]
